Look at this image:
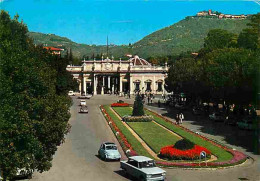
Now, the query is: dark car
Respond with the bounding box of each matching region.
[192,106,204,115]
[209,112,226,122]
[224,115,238,126]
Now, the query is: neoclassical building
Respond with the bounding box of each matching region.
[66,55,168,95]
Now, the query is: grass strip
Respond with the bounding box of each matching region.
[103,105,152,158]
[127,122,181,153]
[113,107,132,117]
[145,110,233,162]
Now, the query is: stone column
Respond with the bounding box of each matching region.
[120,75,123,96]
[129,75,133,95]
[101,76,105,95]
[141,76,144,93]
[108,76,111,89]
[93,75,97,95]
[83,77,87,95]
[153,76,156,94]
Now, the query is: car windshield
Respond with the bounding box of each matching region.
[139,160,156,168]
[105,145,117,150]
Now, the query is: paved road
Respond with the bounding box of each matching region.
[30,95,260,181]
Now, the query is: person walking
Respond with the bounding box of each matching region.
[180,113,184,124]
[176,113,179,125]
[158,99,161,107]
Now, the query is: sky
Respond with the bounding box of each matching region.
[0,0,259,45]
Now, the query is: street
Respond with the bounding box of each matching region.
[30,95,260,181]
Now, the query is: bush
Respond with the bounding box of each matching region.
[123,115,153,122]
[174,139,195,150]
[132,94,144,116]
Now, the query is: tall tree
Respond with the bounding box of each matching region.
[0,11,72,180]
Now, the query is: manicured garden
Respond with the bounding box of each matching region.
[100,100,247,168]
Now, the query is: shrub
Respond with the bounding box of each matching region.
[111,103,129,107]
[132,94,144,116]
[123,115,153,122]
[174,139,195,150]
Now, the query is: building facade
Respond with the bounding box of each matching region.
[66,55,168,95]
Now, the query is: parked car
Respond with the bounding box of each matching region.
[224,115,238,126]
[175,103,186,110]
[79,106,88,113]
[78,94,92,99]
[192,106,204,115]
[209,112,225,122]
[237,117,253,130]
[68,91,75,96]
[98,142,121,161]
[120,156,166,181]
[80,100,86,106]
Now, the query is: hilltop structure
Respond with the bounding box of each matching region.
[67,55,168,95]
[43,46,64,55]
[197,9,248,19]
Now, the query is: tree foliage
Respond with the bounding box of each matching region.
[0,11,73,180]
[132,94,145,116]
[165,13,260,106]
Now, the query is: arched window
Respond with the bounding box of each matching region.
[145,79,152,92]
[133,80,141,91]
[156,79,163,92]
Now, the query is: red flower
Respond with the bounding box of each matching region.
[111,103,129,107]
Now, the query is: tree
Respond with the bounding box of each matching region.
[132,94,145,116]
[204,29,237,50]
[0,11,72,180]
[238,13,260,50]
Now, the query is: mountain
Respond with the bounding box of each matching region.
[28,16,250,60]
[133,16,249,58]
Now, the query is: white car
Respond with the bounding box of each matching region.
[68,91,75,96]
[98,142,121,161]
[120,156,166,181]
[80,100,86,106]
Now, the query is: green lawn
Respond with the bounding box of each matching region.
[127,122,181,153]
[103,105,152,158]
[113,107,132,117]
[110,106,233,162]
[145,110,233,162]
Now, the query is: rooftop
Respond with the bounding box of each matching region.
[129,156,153,162]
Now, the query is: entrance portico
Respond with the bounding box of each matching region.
[67,55,168,95]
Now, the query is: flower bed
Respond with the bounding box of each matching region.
[160,144,211,160]
[111,103,129,107]
[100,105,137,157]
[145,108,248,167]
[122,115,153,122]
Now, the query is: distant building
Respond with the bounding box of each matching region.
[43,46,63,55]
[67,55,168,96]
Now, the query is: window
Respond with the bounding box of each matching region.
[139,161,156,168]
[146,82,151,91]
[157,82,162,92]
[135,83,140,91]
[127,160,138,168]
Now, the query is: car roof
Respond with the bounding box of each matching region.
[129,156,153,162]
[103,142,116,145]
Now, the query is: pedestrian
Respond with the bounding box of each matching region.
[147,96,150,104]
[150,96,153,104]
[180,113,184,124]
[158,99,161,107]
[176,114,179,124]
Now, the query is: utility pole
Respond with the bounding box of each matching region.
[106,35,109,57]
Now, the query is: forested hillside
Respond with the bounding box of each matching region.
[28,16,249,60]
